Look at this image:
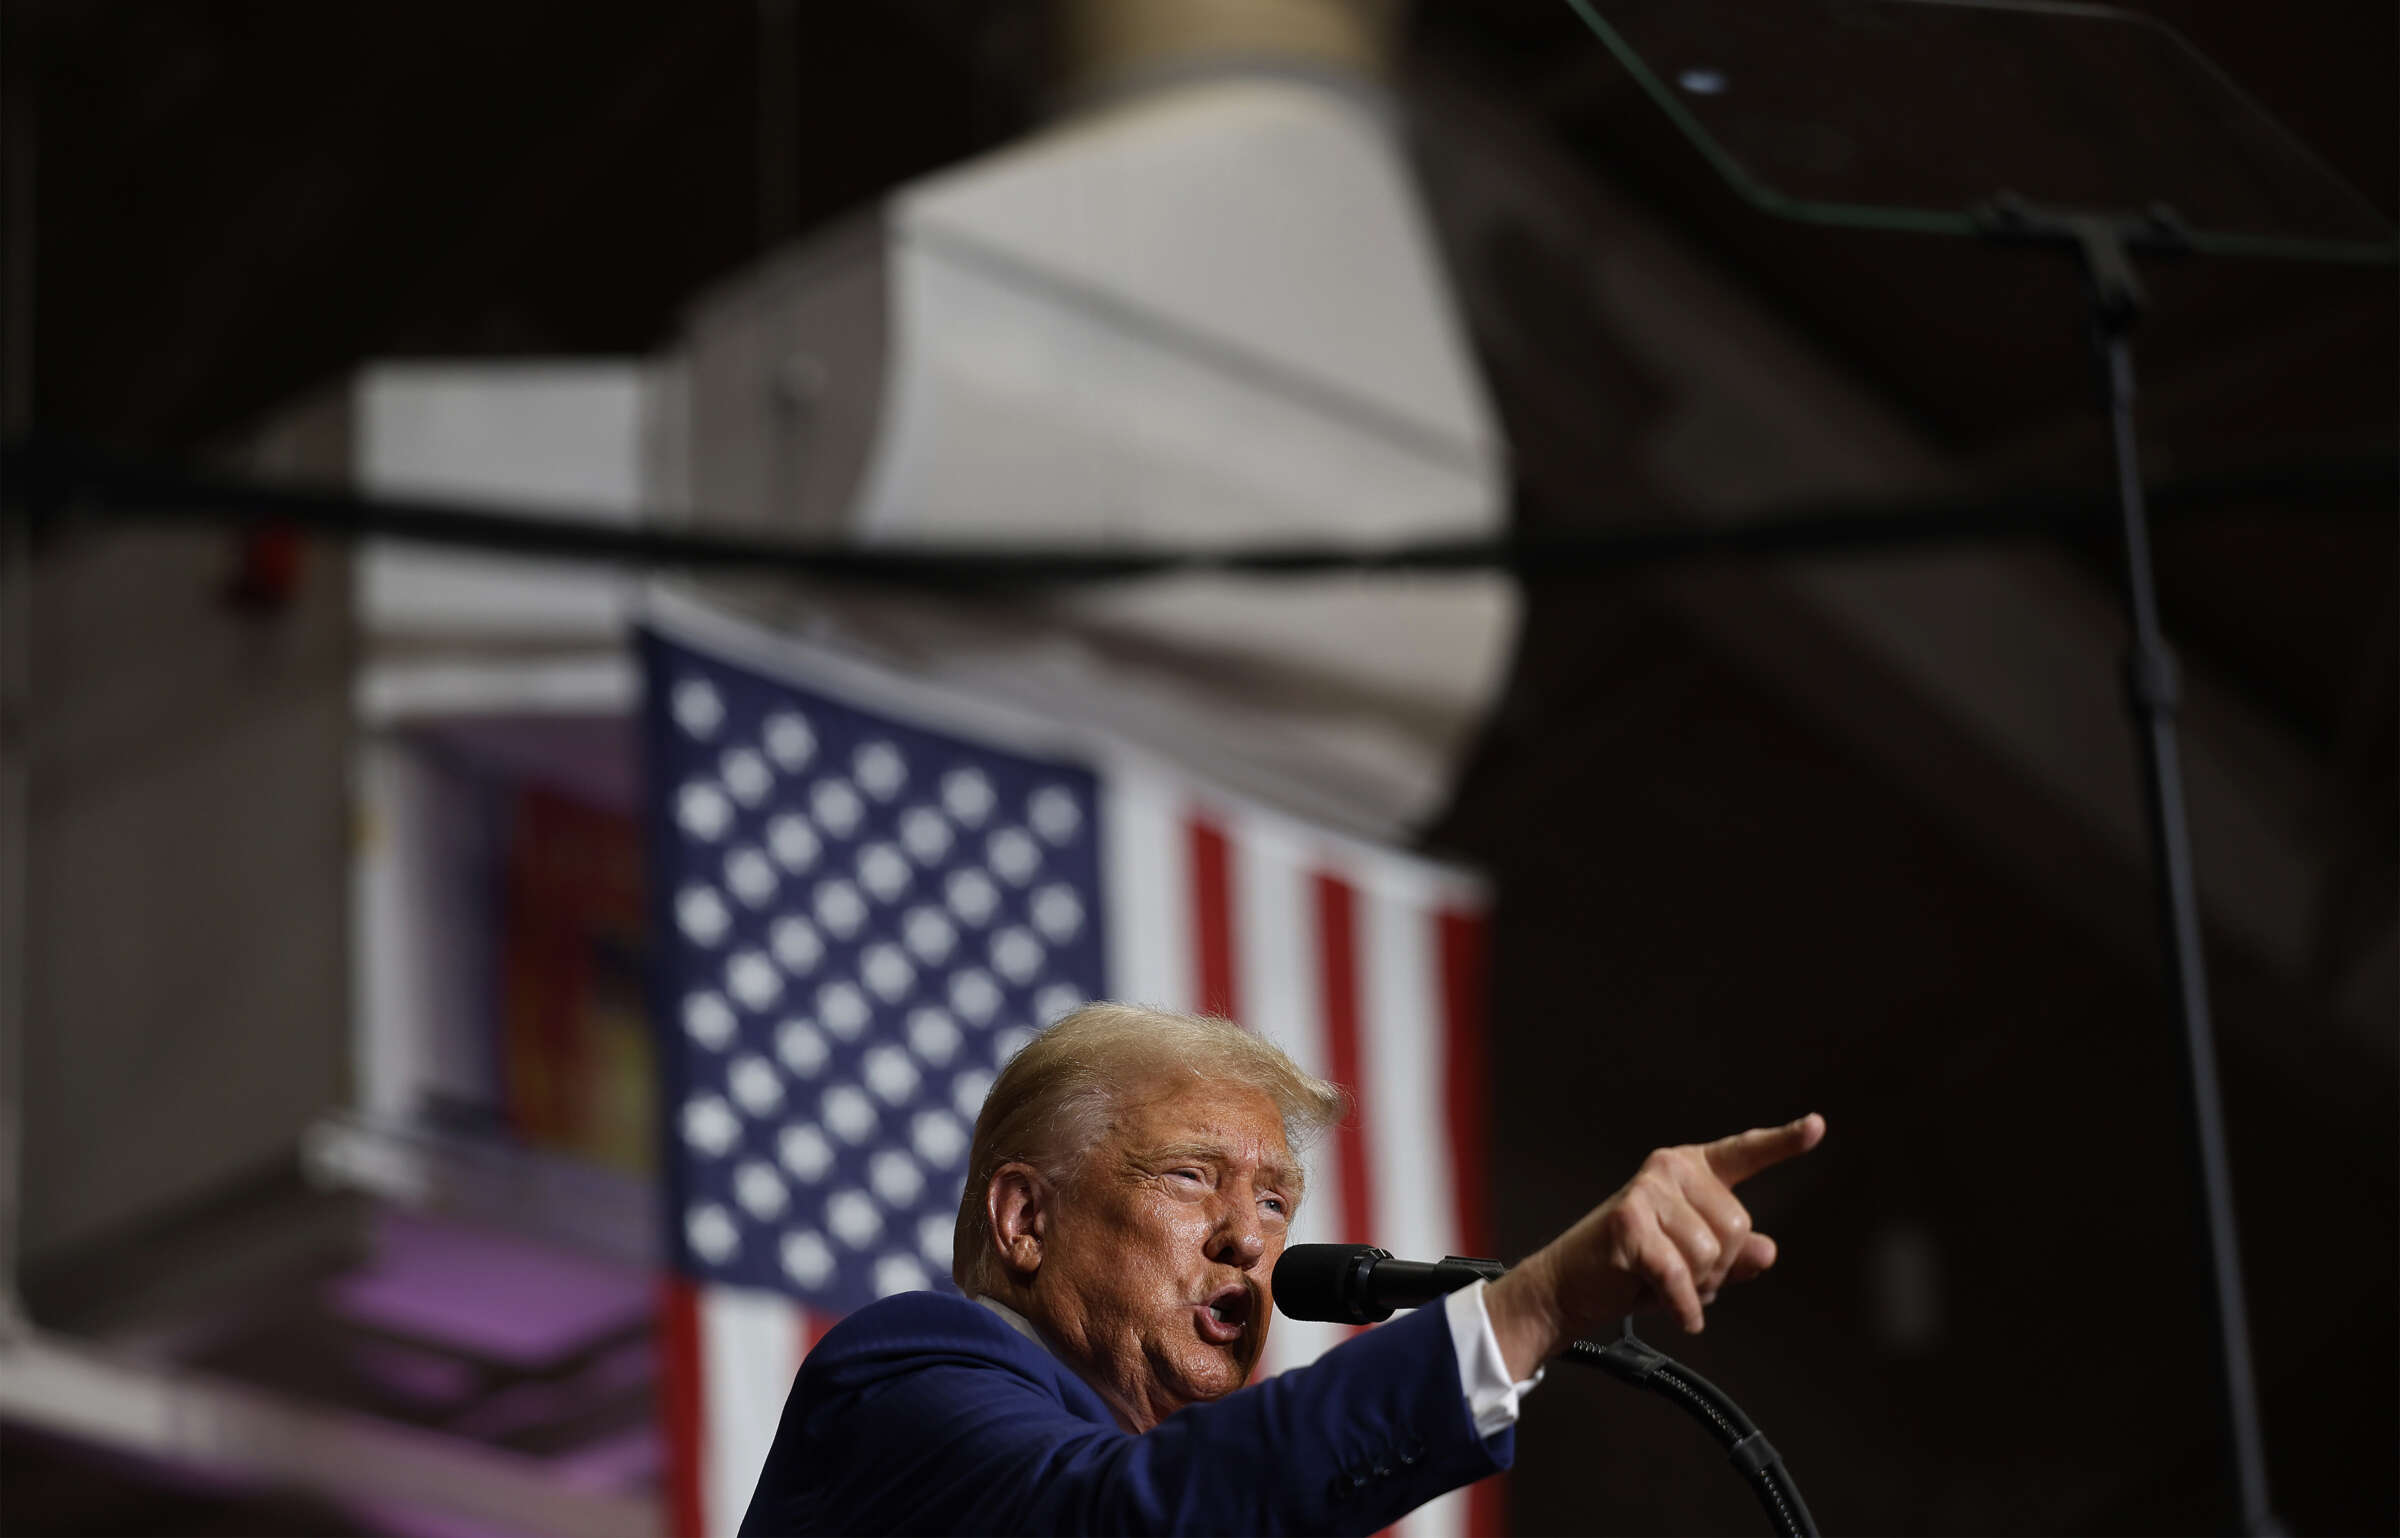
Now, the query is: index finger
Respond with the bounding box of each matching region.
[1701,1114,1826,1185]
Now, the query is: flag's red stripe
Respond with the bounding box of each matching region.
[802,1305,836,1357]
[660,1277,709,1538]
[1468,1474,1509,1538]
[1313,872,1374,1249]
[1189,816,1238,1019]
[1440,906,1506,1538]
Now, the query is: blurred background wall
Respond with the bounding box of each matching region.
[0,1,2391,1534]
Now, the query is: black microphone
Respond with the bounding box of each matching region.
[1273,1243,1508,1324]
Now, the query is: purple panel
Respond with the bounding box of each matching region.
[326,1213,652,1368]
[346,1338,485,1409]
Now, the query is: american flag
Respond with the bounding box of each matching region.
[641,602,1498,1538]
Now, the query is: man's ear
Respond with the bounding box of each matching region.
[987,1162,1048,1281]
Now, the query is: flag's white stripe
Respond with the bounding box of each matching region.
[1359,871,1459,1284]
[1360,883,1468,1538]
[1101,766,1193,1011]
[1412,1478,1477,1538]
[701,1286,802,1537]
[1234,818,1342,1379]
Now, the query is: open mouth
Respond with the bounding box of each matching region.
[1195,1286,1252,1345]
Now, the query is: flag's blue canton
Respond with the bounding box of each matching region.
[643,631,1106,1313]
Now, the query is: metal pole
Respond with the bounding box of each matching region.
[0,36,36,1335]
[756,0,800,248]
[2099,325,2276,1535]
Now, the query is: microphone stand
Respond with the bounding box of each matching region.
[1564,1319,1817,1538]
[1322,1251,1819,1534]
[1972,195,2276,1537]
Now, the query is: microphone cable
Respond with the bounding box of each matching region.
[1564,1319,1817,1538]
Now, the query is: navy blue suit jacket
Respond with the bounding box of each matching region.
[739,1291,1511,1535]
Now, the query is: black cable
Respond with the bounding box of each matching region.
[1565,1326,1818,1538]
[2,435,2389,590]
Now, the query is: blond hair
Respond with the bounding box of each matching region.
[950,1002,1347,1293]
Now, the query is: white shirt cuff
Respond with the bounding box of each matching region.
[1443,1278,1544,1438]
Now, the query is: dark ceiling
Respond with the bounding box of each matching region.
[8,0,2389,450]
[5,0,2390,950]
[3,0,2390,834]
[7,0,2392,739]
[3,2,1030,448]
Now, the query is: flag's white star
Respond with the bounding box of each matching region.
[776,1018,829,1078]
[868,1148,924,1207]
[817,980,871,1039]
[903,906,957,965]
[860,942,915,1003]
[899,806,953,865]
[874,1252,930,1298]
[1035,982,1085,1025]
[684,992,737,1050]
[781,1229,834,1287]
[1031,884,1083,943]
[671,678,724,739]
[768,813,821,874]
[771,915,825,976]
[729,1052,783,1116]
[857,842,912,903]
[907,1007,962,1067]
[725,846,778,908]
[687,1203,739,1262]
[942,768,996,827]
[734,1160,788,1220]
[1028,785,1082,845]
[680,1095,740,1156]
[990,926,1044,984]
[863,1044,920,1106]
[945,869,1000,928]
[778,1123,833,1182]
[727,949,783,1010]
[949,968,1002,1025]
[720,747,772,807]
[827,1188,882,1248]
[987,827,1041,886]
[823,1084,878,1143]
[951,1067,994,1121]
[814,879,868,940]
[812,779,865,839]
[676,884,731,947]
[763,712,816,771]
[911,1108,968,1168]
[677,781,734,842]
[854,741,908,801]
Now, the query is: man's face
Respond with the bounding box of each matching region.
[1028,1079,1299,1430]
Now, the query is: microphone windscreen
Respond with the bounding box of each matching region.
[1272,1243,1386,1323]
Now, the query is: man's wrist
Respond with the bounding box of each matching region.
[1481,1250,1565,1379]
[1448,1281,1545,1438]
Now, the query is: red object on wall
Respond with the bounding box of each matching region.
[500,786,652,1169]
[224,523,305,610]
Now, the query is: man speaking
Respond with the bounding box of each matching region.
[740,1003,1824,1535]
